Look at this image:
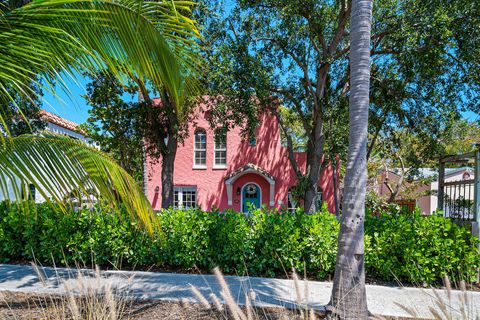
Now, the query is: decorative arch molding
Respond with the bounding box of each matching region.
[224,163,275,206]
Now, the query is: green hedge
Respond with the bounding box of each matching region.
[0,201,478,285]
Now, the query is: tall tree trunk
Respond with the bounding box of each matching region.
[304,154,323,214]
[304,109,325,214]
[161,134,178,209]
[141,140,148,195]
[330,0,373,318]
[333,157,340,219]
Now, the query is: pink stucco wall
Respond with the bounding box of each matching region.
[146,102,339,213]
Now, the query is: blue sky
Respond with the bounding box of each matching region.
[40,0,478,126]
[41,74,91,124]
[42,72,479,125]
[40,0,238,126]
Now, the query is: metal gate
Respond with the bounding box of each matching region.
[438,151,480,238]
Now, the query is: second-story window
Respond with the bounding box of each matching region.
[194,129,207,167]
[214,130,227,167]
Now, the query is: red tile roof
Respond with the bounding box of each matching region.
[40,110,80,132]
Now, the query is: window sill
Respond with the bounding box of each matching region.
[213,165,227,170]
[193,165,207,170]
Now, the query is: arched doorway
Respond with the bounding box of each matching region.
[224,163,276,209]
[241,183,261,213]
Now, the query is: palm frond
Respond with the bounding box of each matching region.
[0,0,202,125]
[0,134,157,233]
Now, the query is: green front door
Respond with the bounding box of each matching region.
[242,183,261,212]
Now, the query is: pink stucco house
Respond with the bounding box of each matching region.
[145,101,339,213]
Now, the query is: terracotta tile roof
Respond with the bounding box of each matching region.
[40,110,80,132]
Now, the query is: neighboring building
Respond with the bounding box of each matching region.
[1,110,96,203]
[145,101,339,213]
[374,167,474,215]
[39,110,96,147]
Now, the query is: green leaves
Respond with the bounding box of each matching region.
[0,134,157,232]
[1,201,479,285]
[365,211,480,284]
[0,0,202,130]
[81,70,145,182]
[0,0,203,229]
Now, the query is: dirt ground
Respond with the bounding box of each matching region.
[0,291,320,320]
[0,291,417,320]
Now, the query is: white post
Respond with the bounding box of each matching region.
[474,150,480,241]
[269,181,275,206]
[474,150,480,281]
[226,183,233,206]
[438,160,445,212]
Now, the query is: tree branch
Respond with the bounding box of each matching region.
[270,87,312,134]
[255,37,317,99]
[275,111,302,178]
[383,163,395,196]
[367,116,386,160]
[328,0,351,54]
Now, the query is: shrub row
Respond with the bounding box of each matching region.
[0,201,478,285]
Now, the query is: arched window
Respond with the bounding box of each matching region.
[214,130,227,167]
[194,129,207,167]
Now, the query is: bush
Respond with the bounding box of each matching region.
[302,211,340,279]
[365,209,480,284]
[0,201,478,285]
[0,201,157,267]
[158,208,214,269]
[208,209,254,274]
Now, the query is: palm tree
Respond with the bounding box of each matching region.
[0,0,201,230]
[329,0,373,318]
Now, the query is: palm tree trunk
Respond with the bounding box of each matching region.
[330,0,373,318]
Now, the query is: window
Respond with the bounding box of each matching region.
[317,190,323,209]
[287,190,321,212]
[174,187,197,209]
[21,183,36,201]
[194,129,207,167]
[214,131,227,167]
[29,184,36,201]
[287,191,297,213]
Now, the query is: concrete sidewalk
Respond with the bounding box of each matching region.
[0,263,479,318]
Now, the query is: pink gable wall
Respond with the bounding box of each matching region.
[146,103,339,213]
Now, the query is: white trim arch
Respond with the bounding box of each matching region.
[224,163,275,207]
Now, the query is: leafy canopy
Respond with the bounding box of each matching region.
[0,0,202,230]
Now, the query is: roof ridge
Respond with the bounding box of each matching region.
[40,110,81,132]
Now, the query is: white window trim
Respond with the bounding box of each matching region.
[213,132,227,169]
[174,186,197,209]
[193,130,207,169]
[287,192,297,212]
